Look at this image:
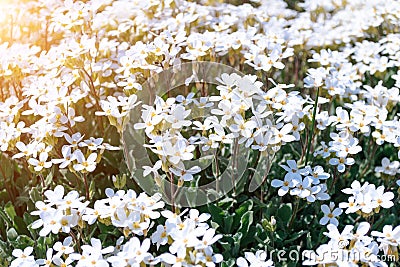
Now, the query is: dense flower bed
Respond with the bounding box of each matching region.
[0,0,399,266]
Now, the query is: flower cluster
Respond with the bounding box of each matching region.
[303,222,400,266]
[13,186,223,267]
[375,157,400,177]
[135,95,202,185]
[135,73,302,185]
[271,160,330,202]
[339,181,394,217]
[31,186,165,237]
[87,188,165,236]
[31,185,88,236]
[151,210,223,266]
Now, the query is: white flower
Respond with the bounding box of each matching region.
[319,202,342,226]
[151,225,169,249]
[305,165,330,184]
[280,160,305,181]
[143,160,162,177]
[107,237,153,266]
[373,186,394,209]
[196,246,223,267]
[341,180,365,196]
[193,97,213,109]
[237,250,274,267]
[44,185,66,206]
[53,237,74,257]
[271,175,298,196]
[81,238,114,257]
[170,165,201,182]
[313,141,330,158]
[157,252,186,267]
[64,132,84,148]
[73,150,98,172]
[209,125,235,145]
[304,68,325,88]
[374,157,400,176]
[195,228,222,250]
[52,146,76,169]
[28,152,52,172]
[79,137,104,151]
[290,177,313,198]
[13,141,35,159]
[339,196,358,214]
[352,222,372,246]
[355,193,378,214]
[188,209,211,225]
[339,182,393,215]
[323,224,353,245]
[229,114,257,139]
[193,119,214,132]
[33,210,75,236]
[371,225,400,248]
[36,248,54,267]
[328,156,355,173]
[165,104,192,129]
[52,256,74,267]
[270,124,296,144]
[11,247,37,267]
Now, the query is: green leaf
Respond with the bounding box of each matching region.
[4,202,17,222]
[283,230,307,245]
[7,228,18,241]
[232,232,243,255]
[29,188,41,203]
[275,230,288,241]
[233,199,253,230]
[277,204,292,223]
[11,235,35,250]
[0,154,14,179]
[45,171,53,186]
[235,199,253,218]
[89,180,96,199]
[219,236,235,257]
[238,211,253,237]
[221,259,235,267]
[35,237,48,259]
[0,209,12,228]
[207,203,225,227]
[240,226,257,247]
[223,214,234,233]
[306,231,312,248]
[0,239,11,261]
[13,216,30,236]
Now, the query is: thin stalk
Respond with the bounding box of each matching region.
[304,87,320,166]
[232,138,239,195]
[39,173,46,190]
[330,168,338,191]
[82,173,89,200]
[70,231,81,253]
[214,149,220,192]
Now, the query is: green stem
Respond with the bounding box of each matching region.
[288,198,300,229]
[304,87,320,166]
